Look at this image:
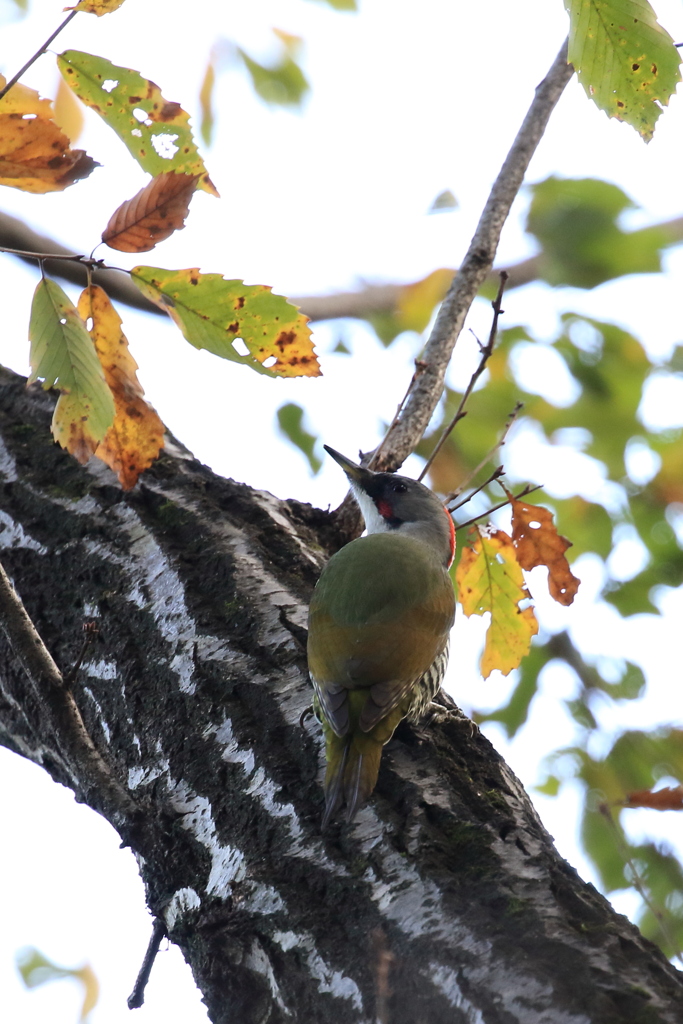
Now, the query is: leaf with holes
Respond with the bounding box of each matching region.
[0,75,98,192]
[77,285,164,488]
[29,278,115,462]
[456,527,539,677]
[102,171,198,252]
[564,0,681,141]
[509,493,581,606]
[130,266,320,378]
[57,50,218,194]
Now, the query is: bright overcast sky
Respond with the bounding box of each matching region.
[2,1,683,1021]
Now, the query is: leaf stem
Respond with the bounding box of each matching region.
[455,484,542,531]
[0,10,78,102]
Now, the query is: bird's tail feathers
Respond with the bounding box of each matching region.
[323,731,383,826]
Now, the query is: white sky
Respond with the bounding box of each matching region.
[2,0,683,1020]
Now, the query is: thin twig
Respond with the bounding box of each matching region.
[371,40,573,473]
[599,803,683,967]
[0,557,139,825]
[368,360,427,470]
[444,401,524,503]
[447,466,505,513]
[127,918,168,1009]
[0,245,106,266]
[455,484,542,531]
[417,272,509,482]
[0,10,78,102]
[64,622,99,688]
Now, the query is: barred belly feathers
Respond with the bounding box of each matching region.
[307,446,456,825]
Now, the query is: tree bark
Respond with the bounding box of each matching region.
[0,364,681,1024]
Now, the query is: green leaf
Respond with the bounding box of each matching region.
[428,189,458,213]
[564,0,681,141]
[277,403,321,473]
[16,947,99,1021]
[57,50,218,195]
[527,177,669,288]
[237,47,309,107]
[28,278,115,462]
[307,0,357,9]
[198,55,216,147]
[130,266,320,378]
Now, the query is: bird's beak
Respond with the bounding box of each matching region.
[323,445,371,485]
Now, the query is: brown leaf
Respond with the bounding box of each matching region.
[0,76,99,193]
[102,171,198,253]
[626,787,683,811]
[509,495,580,606]
[77,285,165,488]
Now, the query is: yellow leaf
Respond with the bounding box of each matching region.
[509,494,581,606]
[78,286,164,488]
[398,267,454,333]
[53,74,85,142]
[29,279,115,462]
[64,0,126,13]
[456,527,538,677]
[0,75,98,192]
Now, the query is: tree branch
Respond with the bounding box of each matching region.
[0,10,77,102]
[372,39,574,471]
[0,557,140,829]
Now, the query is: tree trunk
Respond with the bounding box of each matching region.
[0,364,681,1024]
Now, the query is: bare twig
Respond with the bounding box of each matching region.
[0,11,78,102]
[417,272,509,482]
[127,918,168,1009]
[0,557,139,825]
[447,465,505,513]
[455,483,542,531]
[444,401,524,503]
[63,622,99,688]
[371,40,573,473]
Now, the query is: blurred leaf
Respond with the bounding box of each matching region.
[0,74,98,192]
[564,0,681,141]
[199,54,217,146]
[456,527,539,677]
[237,32,309,107]
[277,402,321,473]
[57,50,218,195]
[131,266,320,378]
[566,697,598,730]
[535,774,561,796]
[368,268,454,345]
[307,0,357,8]
[332,338,350,354]
[477,641,551,737]
[77,285,164,488]
[16,947,99,1021]
[28,278,115,463]
[428,189,458,213]
[53,74,85,142]
[102,171,198,252]
[65,0,126,13]
[527,177,669,287]
[626,786,683,810]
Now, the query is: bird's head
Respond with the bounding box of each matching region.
[325,445,455,567]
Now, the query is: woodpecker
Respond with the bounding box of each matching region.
[308,446,456,826]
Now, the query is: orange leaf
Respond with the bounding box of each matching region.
[77,285,164,489]
[0,76,98,193]
[102,172,198,253]
[509,495,580,606]
[455,527,539,678]
[626,787,683,811]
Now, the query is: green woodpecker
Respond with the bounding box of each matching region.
[308,446,456,825]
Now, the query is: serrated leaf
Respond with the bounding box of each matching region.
[509,494,581,605]
[130,266,320,378]
[29,278,114,462]
[455,527,539,677]
[564,0,682,141]
[0,75,98,192]
[77,286,164,488]
[277,402,321,473]
[57,50,218,195]
[102,171,198,252]
[64,0,126,12]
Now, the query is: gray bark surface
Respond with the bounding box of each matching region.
[0,364,681,1024]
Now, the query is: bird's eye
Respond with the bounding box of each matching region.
[392,481,408,493]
